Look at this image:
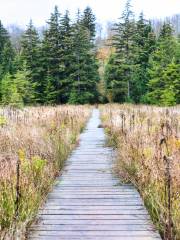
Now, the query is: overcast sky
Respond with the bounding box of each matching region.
[0,0,180,27]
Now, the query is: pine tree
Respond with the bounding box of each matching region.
[105,0,136,102]
[42,6,62,104]
[0,40,15,76]
[58,10,73,103]
[1,69,33,107]
[0,20,15,101]
[21,20,43,103]
[161,61,180,105]
[105,53,128,102]
[0,21,14,77]
[131,13,156,102]
[81,6,96,41]
[145,23,178,105]
[68,10,99,104]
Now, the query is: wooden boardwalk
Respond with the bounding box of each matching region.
[28,109,161,240]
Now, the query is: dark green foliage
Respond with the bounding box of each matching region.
[105,0,135,102]
[105,54,128,102]
[21,20,44,103]
[68,12,99,104]
[58,11,74,103]
[0,6,100,106]
[81,6,96,41]
[0,21,15,103]
[131,13,156,102]
[41,6,99,104]
[42,6,62,104]
[105,1,180,106]
[145,23,180,105]
[0,21,15,95]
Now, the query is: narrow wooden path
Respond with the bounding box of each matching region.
[29,109,161,240]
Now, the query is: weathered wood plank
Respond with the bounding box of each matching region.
[47,194,141,199]
[45,201,143,206]
[29,230,160,237]
[40,206,144,211]
[30,224,155,231]
[35,219,152,225]
[39,209,148,215]
[37,214,151,220]
[29,237,160,240]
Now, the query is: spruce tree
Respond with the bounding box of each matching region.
[58,10,73,103]
[0,21,14,77]
[81,6,96,41]
[1,69,33,107]
[161,61,180,105]
[42,6,62,104]
[21,20,43,103]
[105,0,136,102]
[0,20,15,101]
[68,10,99,104]
[131,13,156,102]
[145,23,178,105]
[105,53,128,102]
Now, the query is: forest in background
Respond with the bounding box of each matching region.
[0,6,99,106]
[0,0,180,107]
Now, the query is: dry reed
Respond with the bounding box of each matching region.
[101,104,180,240]
[0,105,91,239]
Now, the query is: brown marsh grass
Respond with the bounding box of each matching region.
[0,105,91,239]
[101,104,180,240]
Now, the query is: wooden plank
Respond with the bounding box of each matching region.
[37,214,151,220]
[29,230,160,237]
[45,201,143,206]
[53,186,134,189]
[50,191,139,195]
[29,237,160,240]
[30,224,155,231]
[39,209,148,215]
[41,206,145,210]
[52,188,136,191]
[58,180,119,184]
[35,219,152,225]
[47,195,141,199]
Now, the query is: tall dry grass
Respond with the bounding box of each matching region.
[101,104,180,240]
[0,105,91,239]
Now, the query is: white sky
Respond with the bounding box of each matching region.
[0,0,180,27]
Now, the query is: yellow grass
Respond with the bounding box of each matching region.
[0,105,91,239]
[101,104,180,240]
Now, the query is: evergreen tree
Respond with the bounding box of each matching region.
[81,6,96,41]
[58,10,73,103]
[68,10,99,104]
[105,0,135,102]
[42,6,62,104]
[131,13,156,102]
[1,69,33,107]
[0,21,14,77]
[145,23,178,105]
[21,20,43,103]
[161,61,180,105]
[0,20,15,101]
[105,53,128,102]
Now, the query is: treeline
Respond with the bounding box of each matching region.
[1,1,180,107]
[0,6,99,106]
[105,0,180,106]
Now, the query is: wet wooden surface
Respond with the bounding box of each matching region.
[28,109,161,240]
